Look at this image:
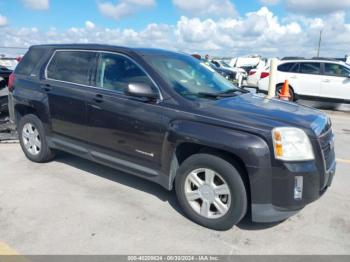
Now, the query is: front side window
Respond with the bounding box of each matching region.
[324,63,350,77]
[146,53,240,99]
[95,53,153,93]
[47,51,96,85]
[299,63,321,75]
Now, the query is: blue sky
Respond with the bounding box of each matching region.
[0,0,286,31]
[0,0,350,57]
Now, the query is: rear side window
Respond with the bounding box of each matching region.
[15,48,46,76]
[46,51,96,85]
[299,63,321,75]
[278,63,295,72]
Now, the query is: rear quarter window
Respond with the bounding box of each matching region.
[46,50,96,85]
[15,48,47,76]
[278,63,295,72]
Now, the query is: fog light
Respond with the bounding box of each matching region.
[294,176,303,200]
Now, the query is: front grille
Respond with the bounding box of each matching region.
[318,127,335,171]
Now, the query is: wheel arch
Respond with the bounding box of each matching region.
[164,121,271,194]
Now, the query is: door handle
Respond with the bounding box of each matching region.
[93,94,104,103]
[322,79,331,83]
[290,75,297,79]
[41,84,52,92]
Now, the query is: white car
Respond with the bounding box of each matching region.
[258,59,350,102]
[246,65,270,88]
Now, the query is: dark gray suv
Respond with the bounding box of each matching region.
[8,44,336,230]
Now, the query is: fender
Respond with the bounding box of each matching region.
[160,120,271,191]
[12,79,51,134]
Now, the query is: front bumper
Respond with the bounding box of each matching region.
[249,157,336,223]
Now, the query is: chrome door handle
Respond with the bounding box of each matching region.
[322,79,330,83]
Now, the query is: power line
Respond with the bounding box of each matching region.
[0,46,28,50]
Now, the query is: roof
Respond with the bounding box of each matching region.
[29,44,183,56]
[280,58,346,64]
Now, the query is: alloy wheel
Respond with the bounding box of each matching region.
[22,123,41,155]
[184,168,231,219]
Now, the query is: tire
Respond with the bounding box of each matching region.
[175,153,247,231]
[18,114,55,163]
[276,84,296,102]
[0,96,8,114]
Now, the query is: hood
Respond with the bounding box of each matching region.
[196,93,330,138]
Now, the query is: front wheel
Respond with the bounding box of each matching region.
[175,154,247,230]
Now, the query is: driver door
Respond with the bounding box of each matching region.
[85,52,166,173]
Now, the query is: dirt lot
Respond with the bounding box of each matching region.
[0,109,349,255]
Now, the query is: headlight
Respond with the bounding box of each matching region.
[272,127,314,161]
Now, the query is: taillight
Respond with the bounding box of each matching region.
[260,72,270,79]
[8,73,15,92]
[249,70,256,76]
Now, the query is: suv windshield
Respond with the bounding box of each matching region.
[146,53,241,99]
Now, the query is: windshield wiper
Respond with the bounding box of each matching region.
[181,88,249,99]
[181,92,222,99]
[215,88,250,96]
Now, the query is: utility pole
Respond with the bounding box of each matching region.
[317,30,323,57]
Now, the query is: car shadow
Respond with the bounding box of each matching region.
[54,151,283,231]
[237,213,284,230]
[297,100,350,112]
[54,152,184,215]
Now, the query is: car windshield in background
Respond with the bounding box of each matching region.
[147,54,241,99]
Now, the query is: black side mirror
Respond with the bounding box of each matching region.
[126,83,158,100]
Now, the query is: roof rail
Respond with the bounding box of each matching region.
[281,56,304,60]
[311,57,339,61]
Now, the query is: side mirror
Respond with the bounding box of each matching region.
[348,74,350,78]
[126,83,158,100]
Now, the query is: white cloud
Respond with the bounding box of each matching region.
[85,21,96,30]
[172,0,237,17]
[98,0,155,20]
[0,14,8,27]
[22,0,49,10]
[285,0,350,15]
[1,7,350,58]
[259,0,280,5]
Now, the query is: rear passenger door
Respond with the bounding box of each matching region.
[45,50,97,142]
[288,62,321,97]
[320,63,350,101]
[85,52,165,175]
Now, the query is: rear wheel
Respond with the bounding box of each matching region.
[276,84,296,101]
[175,153,247,230]
[18,114,55,163]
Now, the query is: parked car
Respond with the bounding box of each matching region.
[0,57,19,71]
[246,65,270,88]
[202,59,237,83]
[211,60,247,86]
[10,45,336,230]
[258,58,350,103]
[0,65,13,114]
